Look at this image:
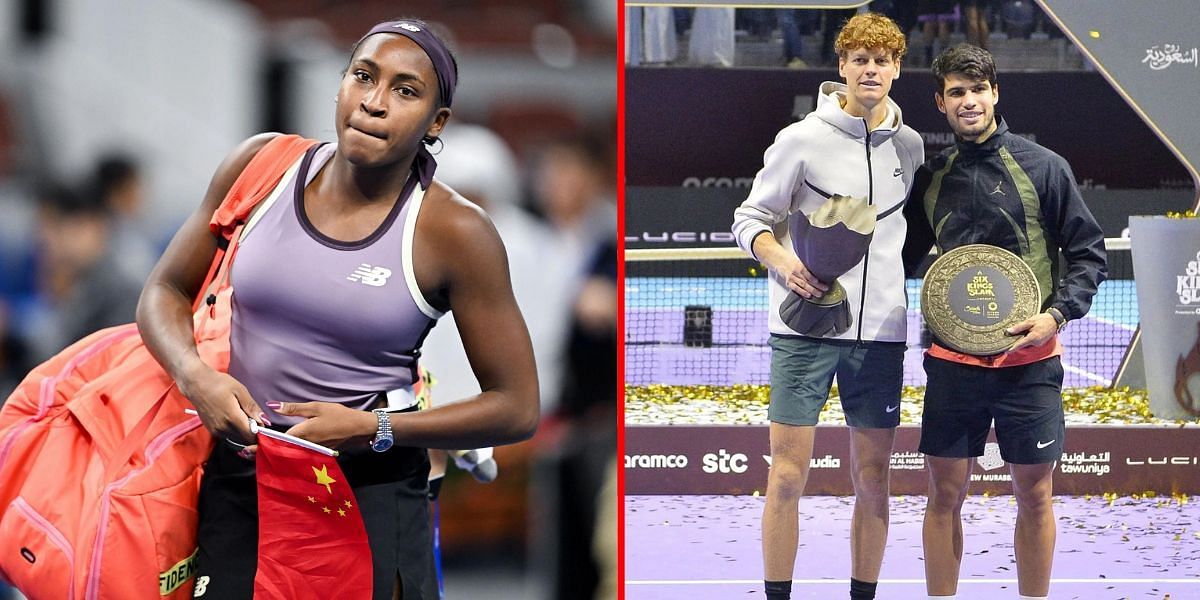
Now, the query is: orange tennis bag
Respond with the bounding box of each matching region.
[0,135,317,599]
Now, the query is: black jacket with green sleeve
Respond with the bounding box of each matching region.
[902,116,1107,321]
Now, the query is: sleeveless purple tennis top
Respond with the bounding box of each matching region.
[228,143,443,425]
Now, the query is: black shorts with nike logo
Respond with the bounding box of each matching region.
[919,355,1065,465]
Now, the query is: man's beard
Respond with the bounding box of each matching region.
[955,112,994,140]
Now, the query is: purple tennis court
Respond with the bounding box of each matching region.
[626,495,1199,600]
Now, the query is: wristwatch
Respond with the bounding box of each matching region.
[370,409,394,453]
[1046,307,1068,332]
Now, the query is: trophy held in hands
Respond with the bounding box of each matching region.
[778,194,876,337]
[920,244,1040,356]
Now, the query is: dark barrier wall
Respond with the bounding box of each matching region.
[626,186,1195,249]
[626,68,1192,190]
[626,425,1200,495]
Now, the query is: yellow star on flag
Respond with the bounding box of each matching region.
[307,496,316,503]
[337,508,347,517]
[344,500,353,508]
[312,464,337,494]
[322,506,332,514]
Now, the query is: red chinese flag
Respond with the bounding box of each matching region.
[253,434,373,600]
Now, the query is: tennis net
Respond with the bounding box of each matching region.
[625,239,1134,389]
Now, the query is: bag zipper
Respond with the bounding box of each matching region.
[84,416,203,600]
[11,496,77,600]
[857,124,873,344]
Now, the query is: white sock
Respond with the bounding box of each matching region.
[1018,596,1047,600]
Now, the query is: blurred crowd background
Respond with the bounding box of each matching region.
[627,0,1081,70]
[0,1,616,599]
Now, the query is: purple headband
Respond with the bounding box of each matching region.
[357,19,458,188]
[357,20,457,108]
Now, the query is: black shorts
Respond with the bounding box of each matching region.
[919,355,1065,465]
[193,434,437,600]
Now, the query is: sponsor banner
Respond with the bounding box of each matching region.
[626,69,1191,190]
[625,187,743,249]
[625,425,1200,495]
[624,426,767,495]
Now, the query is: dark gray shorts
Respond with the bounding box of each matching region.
[919,355,1065,464]
[767,335,904,428]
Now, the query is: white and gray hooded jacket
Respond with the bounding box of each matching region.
[732,81,924,343]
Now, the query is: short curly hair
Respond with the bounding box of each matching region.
[834,12,907,61]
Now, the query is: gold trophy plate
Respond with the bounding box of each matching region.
[920,244,1041,356]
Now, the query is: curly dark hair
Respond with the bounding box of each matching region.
[931,44,997,93]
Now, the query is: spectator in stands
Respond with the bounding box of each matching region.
[592,456,617,600]
[544,238,616,600]
[871,0,917,36]
[820,9,859,66]
[526,129,615,600]
[89,153,160,282]
[531,133,617,339]
[962,0,993,49]
[1001,0,1037,39]
[779,9,819,68]
[731,13,923,600]
[738,9,775,41]
[32,182,143,359]
[0,302,32,402]
[687,8,736,67]
[902,44,1106,600]
[628,6,676,64]
[558,239,617,433]
[421,122,570,424]
[0,183,40,339]
[917,0,959,66]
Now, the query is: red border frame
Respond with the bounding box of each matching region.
[615,2,627,598]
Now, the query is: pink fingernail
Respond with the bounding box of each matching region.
[266,401,282,410]
[259,413,272,426]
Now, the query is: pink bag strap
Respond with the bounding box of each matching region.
[191,135,318,311]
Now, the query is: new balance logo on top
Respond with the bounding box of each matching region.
[347,264,392,287]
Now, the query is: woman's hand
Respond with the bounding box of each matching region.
[177,365,265,445]
[273,402,378,450]
[135,134,283,450]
